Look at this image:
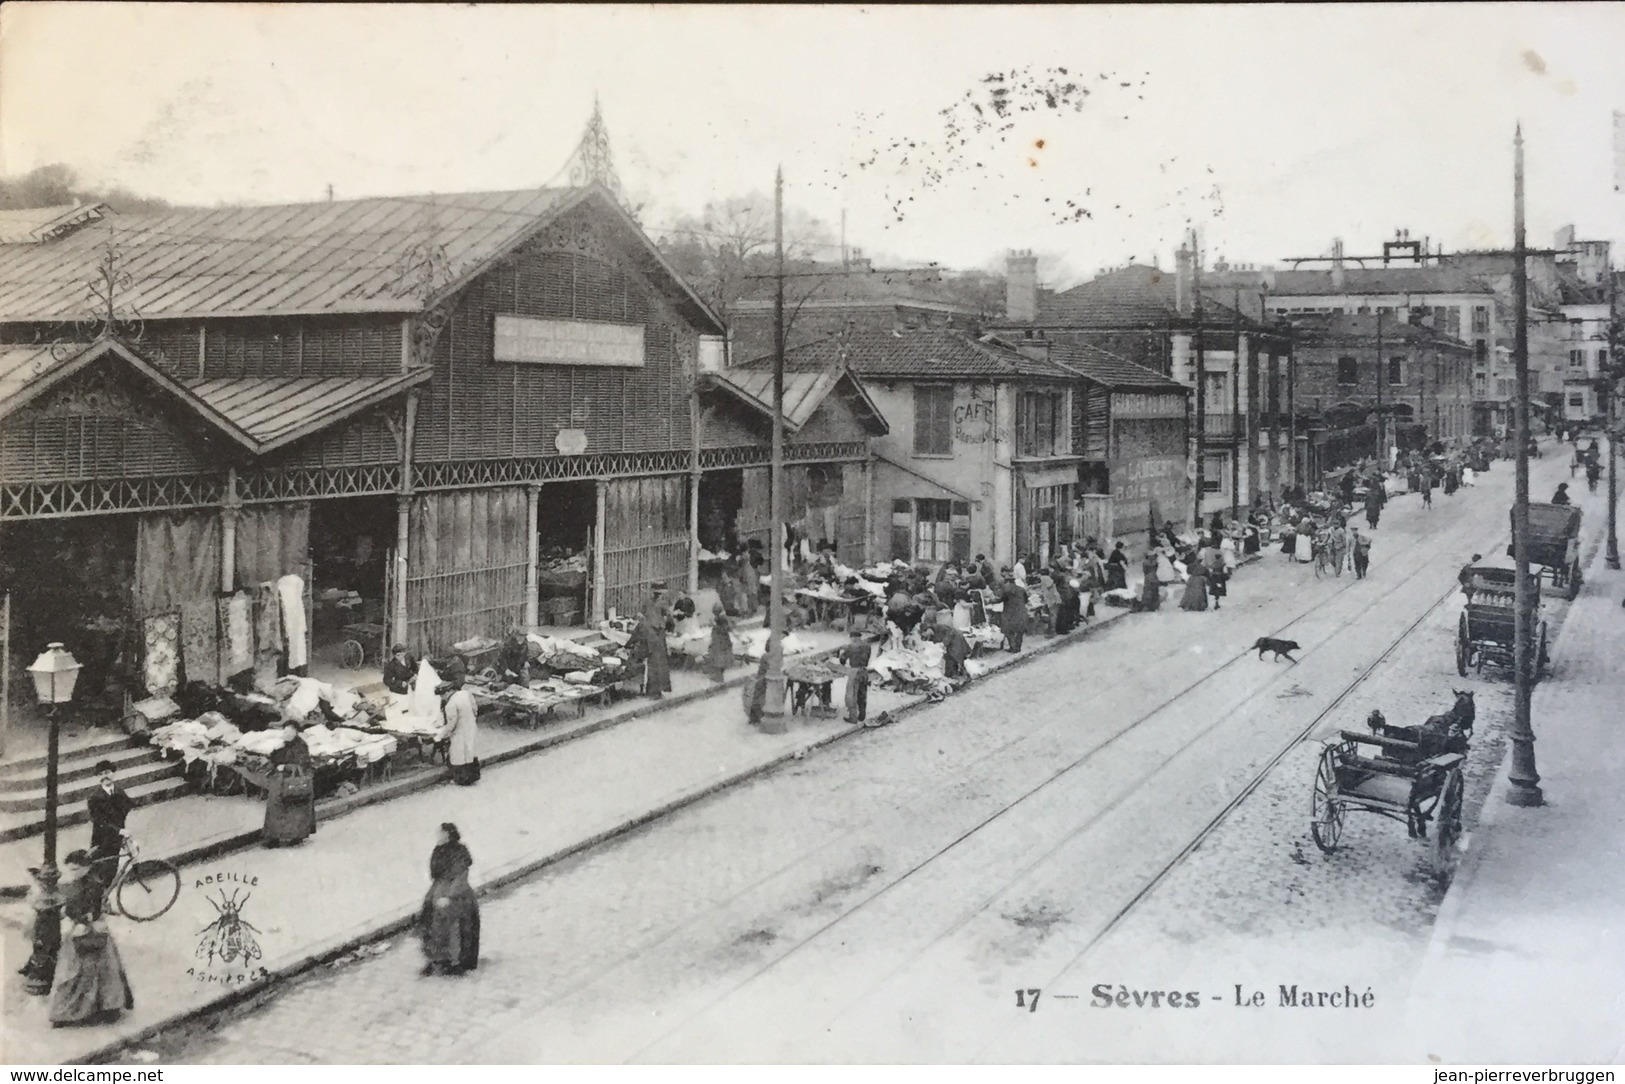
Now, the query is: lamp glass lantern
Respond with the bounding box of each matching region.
[27,643,81,706]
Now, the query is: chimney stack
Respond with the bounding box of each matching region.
[1330,238,1346,291]
[1174,243,1194,316]
[1006,249,1039,324]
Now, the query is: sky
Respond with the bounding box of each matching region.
[4,3,1625,287]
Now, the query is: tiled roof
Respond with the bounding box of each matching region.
[1238,265,1494,298]
[1044,342,1187,392]
[0,336,428,452]
[1009,264,1251,330]
[0,187,724,332]
[739,328,1077,382]
[705,367,887,435]
[0,204,108,244]
[189,371,432,452]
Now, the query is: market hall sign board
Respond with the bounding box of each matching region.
[493,315,645,367]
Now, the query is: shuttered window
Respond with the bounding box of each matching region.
[913,385,953,456]
[915,499,953,563]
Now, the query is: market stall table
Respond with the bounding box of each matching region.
[471,679,611,729]
[794,588,872,630]
[784,660,843,717]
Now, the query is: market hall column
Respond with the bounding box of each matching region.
[591,480,608,622]
[392,390,420,649]
[220,467,240,593]
[525,484,541,628]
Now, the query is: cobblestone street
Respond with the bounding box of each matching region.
[114,450,1597,1065]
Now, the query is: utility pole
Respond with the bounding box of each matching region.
[1192,231,1207,531]
[1508,123,1543,808]
[758,167,789,735]
[1375,309,1385,465]
[1231,293,1241,523]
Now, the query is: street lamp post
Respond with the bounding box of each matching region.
[1507,125,1543,808]
[21,642,82,995]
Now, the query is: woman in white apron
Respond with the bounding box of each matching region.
[1294,526,1315,564]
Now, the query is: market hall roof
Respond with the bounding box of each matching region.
[704,366,889,436]
[0,185,725,333]
[0,335,431,455]
[739,328,1079,382]
[1211,264,1496,298]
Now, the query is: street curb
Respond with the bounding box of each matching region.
[66,604,1136,1065]
[0,649,838,900]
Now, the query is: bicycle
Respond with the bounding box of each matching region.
[1313,539,1337,579]
[100,837,181,922]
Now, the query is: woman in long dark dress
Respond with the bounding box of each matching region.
[420,823,480,976]
[705,602,732,683]
[1140,550,1162,611]
[49,850,133,1026]
[1180,559,1210,611]
[1105,543,1129,591]
[263,722,316,847]
[1053,574,1082,633]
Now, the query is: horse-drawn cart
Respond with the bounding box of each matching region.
[1509,502,1583,600]
[1309,692,1474,876]
[1456,559,1549,680]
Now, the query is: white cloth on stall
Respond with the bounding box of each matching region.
[276,574,309,669]
[408,659,445,724]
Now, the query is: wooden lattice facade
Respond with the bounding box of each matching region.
[0,190,885,653]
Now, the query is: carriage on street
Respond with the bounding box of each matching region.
[1456,556,1549,680]
[1309,691,1475,876]
[1510,502,1584,600]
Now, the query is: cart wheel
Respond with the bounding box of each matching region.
[1455,617,1470,678]
[1431,769,1465,878]
[338,639,366,671]
[1310,746,1344,854]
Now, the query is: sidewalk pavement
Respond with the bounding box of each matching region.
[0,630,856,894]
[1403,528,1625,1063]
[0,603,1135,1065]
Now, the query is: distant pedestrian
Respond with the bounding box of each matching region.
[997,570,1029,652]
[1365,486,1382,530]
[641,582,674,698]
[1105,542,1129,591]
[419,823,480,977]
[1140,551,1162,612]
[837,628,872,724]
[1422,474,1434,509]
[705,602,732,683]
[49,850,133,1027]
[1204,547,1228,611]
[1351,526,1371,579]
[1180,557,1210,612]
[443,675,481,787]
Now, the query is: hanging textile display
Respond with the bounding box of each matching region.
[252,582,281,688]
[143,611,181,695]
[179,599,220,687]
[220,592,254,680]
[276,574,309,670]
[234,504,311,589]
[135,512,222,617]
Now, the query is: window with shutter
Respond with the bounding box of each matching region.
[891,498,913,561]
[913,385,953,456]
[950,501,972,563]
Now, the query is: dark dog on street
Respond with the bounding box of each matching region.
[1252,637,1301,662]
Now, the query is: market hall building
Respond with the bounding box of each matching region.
[0,186,883,705]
